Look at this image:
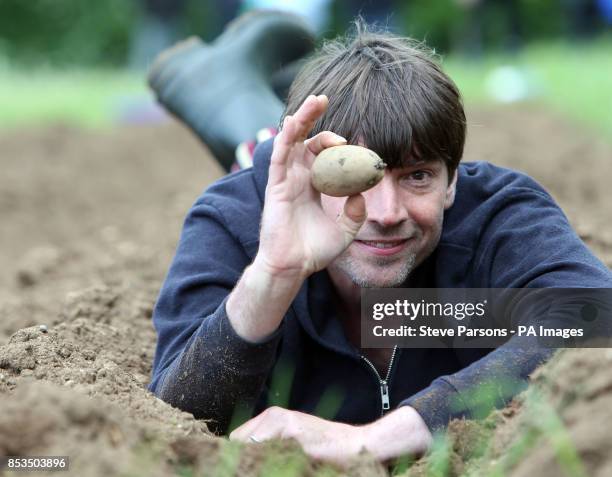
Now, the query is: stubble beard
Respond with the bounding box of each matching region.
[330,249,417,288]
[330,219,443,288]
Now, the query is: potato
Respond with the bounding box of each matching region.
[311,145,386,197]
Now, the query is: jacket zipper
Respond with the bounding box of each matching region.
[361,345,398,416]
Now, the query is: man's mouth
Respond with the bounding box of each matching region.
[353,239,410,256]
[358,240,406,249]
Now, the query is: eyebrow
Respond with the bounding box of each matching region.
[400,157,441,168]
[405,158,427,166]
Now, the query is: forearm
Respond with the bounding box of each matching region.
[358,358,543,463]
[403,344,555,432]
[155,256,306,432]
[156,298,283,434]
[226,255,307,342]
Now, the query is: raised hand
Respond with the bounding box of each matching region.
[257,94,367,280]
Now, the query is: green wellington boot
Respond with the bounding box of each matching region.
[148,10,316,171]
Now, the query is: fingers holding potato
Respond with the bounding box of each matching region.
[311,145,387,197]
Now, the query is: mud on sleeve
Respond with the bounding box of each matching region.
[400,345,554,432]
[157,297,282,434]
[148,198,282,434]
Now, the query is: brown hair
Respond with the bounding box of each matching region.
[283,21,466,178]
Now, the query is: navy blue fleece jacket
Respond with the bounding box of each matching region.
[149,138,612,434]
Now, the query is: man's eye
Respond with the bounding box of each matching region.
[401,170,432,185]
[411,171,430,181]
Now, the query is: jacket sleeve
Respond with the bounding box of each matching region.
[401,185,612,432]
[148,195,282,434]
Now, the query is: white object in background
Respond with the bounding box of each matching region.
[485,65,532,103]
[243,0,332,32]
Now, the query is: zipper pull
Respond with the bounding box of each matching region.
[380,380,390,410]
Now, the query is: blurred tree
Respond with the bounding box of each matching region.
[0,0,607,67]
[398,0,468,52]
[396,0,566,54]
[0,0,136,67]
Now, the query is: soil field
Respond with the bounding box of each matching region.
[1,105,611,477]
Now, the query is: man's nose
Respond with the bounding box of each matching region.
[364,174,408,227]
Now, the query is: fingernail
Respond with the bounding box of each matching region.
[334,134,347,142]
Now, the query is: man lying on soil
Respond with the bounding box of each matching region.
[148,15,612,466]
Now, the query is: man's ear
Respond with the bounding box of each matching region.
[444,169,458,210]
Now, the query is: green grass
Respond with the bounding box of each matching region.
[0,37,611,137]
[443,37,612,138]
[0,68,148,129]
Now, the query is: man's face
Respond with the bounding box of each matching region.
[322,158,457,288]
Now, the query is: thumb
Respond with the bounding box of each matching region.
[337,194,367,245]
